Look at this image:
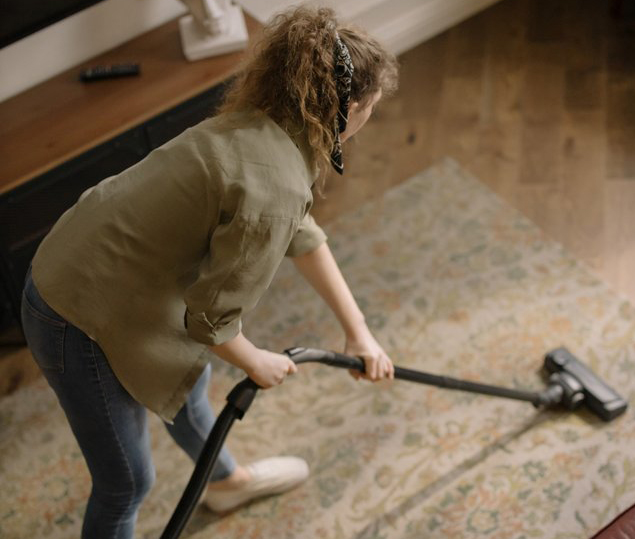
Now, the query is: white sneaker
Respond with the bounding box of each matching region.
[203,456,309,513]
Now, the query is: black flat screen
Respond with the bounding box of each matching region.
[0,0,106,48]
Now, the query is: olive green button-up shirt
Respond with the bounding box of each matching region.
[31,109,327,421]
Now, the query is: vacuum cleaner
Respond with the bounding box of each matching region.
[160,345,628,539]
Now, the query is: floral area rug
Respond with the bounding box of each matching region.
[1,158,634,538]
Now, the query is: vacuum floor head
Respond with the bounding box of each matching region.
[544,347,628,421]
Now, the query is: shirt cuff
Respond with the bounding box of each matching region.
[185,311,242,346]
[285,223,327,257]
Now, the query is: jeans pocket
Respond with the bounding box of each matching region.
[21,289,67,374]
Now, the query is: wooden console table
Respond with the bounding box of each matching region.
[0,14,262,334]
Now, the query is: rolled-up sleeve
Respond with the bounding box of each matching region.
[285,212,327,257]
[184,213,297,346]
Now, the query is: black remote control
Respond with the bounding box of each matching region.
[80,63,140,82]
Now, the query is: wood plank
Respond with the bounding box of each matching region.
[470,0,527,201]
[526,0,564,42]
[606,79,635,179]
[557,0,606,272]
[377,31,449,181]
[0,346,40,395]
[604,180,635,301]
[444,9,487,79]
[428,19,486,167]
[605,0,635,179]
[562,0,604,110]
[519,41,564,185]
[560,110,606,271]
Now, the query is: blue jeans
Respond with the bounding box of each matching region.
[20,268,236,539]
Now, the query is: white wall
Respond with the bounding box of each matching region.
[354,0,503,57]
[0,0,186,103]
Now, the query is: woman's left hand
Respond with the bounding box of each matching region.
[344,325,394,382]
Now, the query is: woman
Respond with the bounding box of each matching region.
[21,6,399,538]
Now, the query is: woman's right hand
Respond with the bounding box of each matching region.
[210,332,297,388]
[244,348,297,388]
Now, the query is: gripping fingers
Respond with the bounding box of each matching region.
[277,360,297,384]
[376,356,393,380]
[287,360,298,375]
[361,354,393,381]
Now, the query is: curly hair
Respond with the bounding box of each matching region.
[217,6,399,191]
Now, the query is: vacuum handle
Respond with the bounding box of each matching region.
[284,347,547,406]
[285,346,366,371]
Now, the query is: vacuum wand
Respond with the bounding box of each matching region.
[285,346,628,421]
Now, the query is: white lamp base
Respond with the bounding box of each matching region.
[179,5,249,61]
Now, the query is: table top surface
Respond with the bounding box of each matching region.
[0,14,262,195]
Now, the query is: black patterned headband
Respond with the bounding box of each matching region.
[331,31,354,175]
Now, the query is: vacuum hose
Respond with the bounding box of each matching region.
[160,376,259,539]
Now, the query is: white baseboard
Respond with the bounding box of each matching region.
[360,0,504,56]
[238,0,503,56]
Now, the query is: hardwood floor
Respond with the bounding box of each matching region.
[314,0,635,304]
[1,0,634,395]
